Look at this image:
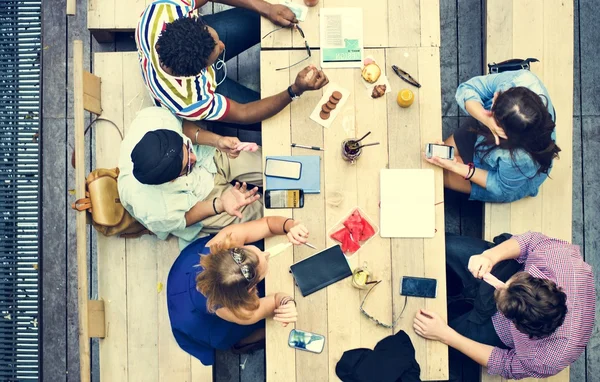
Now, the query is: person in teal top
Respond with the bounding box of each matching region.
[425,70,560,203]
[167,216,309,364]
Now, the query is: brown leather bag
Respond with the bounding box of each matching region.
[71,167,151,238]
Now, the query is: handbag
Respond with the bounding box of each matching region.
[71,119,150,238]
[488,57,539,74]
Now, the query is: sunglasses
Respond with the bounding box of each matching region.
[391,65,421,88]
[181,141,193,177]
[230,248,254,283]
[359,280,407,329]
[262,25,311,71]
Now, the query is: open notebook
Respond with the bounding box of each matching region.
[380,169,435,238]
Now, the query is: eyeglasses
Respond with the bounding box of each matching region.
[262,25,311,71]
[359,280,408,329]
[230,248,254,283]
[391,65,421,88]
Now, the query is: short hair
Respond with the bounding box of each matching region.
[195,235,261,320]
[495,272,567,339]
[156,16,216,77]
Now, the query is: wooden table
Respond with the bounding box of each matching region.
[261,46,448,381]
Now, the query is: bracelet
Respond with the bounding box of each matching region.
[212,198,219,214]
[464,162,475,180]
[279,297,296,306]
[194,128,200,144]
[466,166,476,180]
[283,218,293,234]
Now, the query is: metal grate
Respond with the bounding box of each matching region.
[0,0,41,380]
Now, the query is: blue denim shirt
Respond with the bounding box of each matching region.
[455,70,556,203]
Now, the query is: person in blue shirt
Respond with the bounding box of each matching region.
[167,216,308,365]
[425,70,560,203]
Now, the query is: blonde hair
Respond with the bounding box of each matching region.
[195,234,261,319]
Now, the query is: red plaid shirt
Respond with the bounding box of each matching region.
[488,232,595,379]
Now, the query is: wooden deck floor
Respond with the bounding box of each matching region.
[41,0,599,381]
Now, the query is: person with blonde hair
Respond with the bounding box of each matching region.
[166,216,308,365]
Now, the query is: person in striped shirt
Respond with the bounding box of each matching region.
[136,0,328,131]
[413,231,595,381]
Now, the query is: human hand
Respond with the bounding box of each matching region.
[216,136,242,159]
[413,309,450,342]
[468,251,495,279]
[287,222,309,245]
[267,4,298,27]
[274,297,298,327]
[483,108,507,146]
[217,182,260,219]
[293,65,329,95]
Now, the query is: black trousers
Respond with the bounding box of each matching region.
[445,233,522,382]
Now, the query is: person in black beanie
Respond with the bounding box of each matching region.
[117,107,263,247]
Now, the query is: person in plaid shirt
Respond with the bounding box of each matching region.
[413,231,595,381]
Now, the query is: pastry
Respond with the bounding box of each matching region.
[371,84,387,99]
[361,63,381,83]
[321,103,332,113]
[329,96,339,105]
[319,110,330,120]
[331,91,342,100]
[326,101,337,110]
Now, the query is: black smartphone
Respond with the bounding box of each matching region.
[400,276,437,298]
[288,329,325,354]
[264,189,304,209]
[425,143,455,160]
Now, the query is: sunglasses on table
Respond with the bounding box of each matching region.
[392,65,421,88]
[262,24,311,71]
[360,280,408,329]
[230,248,255,283]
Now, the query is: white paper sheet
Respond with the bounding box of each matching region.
[320,8,364,69]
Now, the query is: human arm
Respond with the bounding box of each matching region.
[182,120,242,158]
[211,0,297,26]
[221,66,328,125]
[413,309,494,367]
[215,292,297,325]
[208,216,309,246]
[467,237,521,278]
[184,182,260,226]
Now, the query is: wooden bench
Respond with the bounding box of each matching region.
[481,1,574,381]
[73,46,213,381]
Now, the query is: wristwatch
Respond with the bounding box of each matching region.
[287,85,300,101]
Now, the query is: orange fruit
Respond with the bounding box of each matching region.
[397,89,414,108]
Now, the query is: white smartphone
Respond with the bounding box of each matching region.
[425,144,455,160]
[288,329,325,354]
[264,158,302,180]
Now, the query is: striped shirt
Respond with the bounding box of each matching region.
[136,0,230,121]
[488,232,595,379]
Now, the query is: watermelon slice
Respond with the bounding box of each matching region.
[359,218,376,241]
[330,227,347,243]
[341,229,361,254]
[343,210,364,239]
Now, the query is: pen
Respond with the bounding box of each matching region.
[304,242,317,249]
[291,143,324,151]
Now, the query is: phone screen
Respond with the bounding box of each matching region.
[265,159,302,179]
[401,277,437,298]
[288,329,325,354]
[427,144,454,160]
[266,190,302,208]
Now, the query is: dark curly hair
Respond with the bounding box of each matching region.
[156,16,216,77]
[476,86,560,177]
[495,272,567,339]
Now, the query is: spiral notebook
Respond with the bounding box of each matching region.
[290,245,352,297]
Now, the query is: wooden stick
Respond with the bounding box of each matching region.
[73,40,91,382]
[66,0,76,15]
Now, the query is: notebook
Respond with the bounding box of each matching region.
[380,169,435,238]
[265,155,321,194]
[290,245,352,297]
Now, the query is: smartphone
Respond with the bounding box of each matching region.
[288,329,325,354]
[264,189,304,209]
[265,158,302,180]
[425,143,455,160]
[400,276,437,298]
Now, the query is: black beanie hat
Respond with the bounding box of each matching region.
[131,129,184,185]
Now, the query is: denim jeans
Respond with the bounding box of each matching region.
[203,8,261,131]
[446,233,521,381]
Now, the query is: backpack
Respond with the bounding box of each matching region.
[71,167,151,238]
